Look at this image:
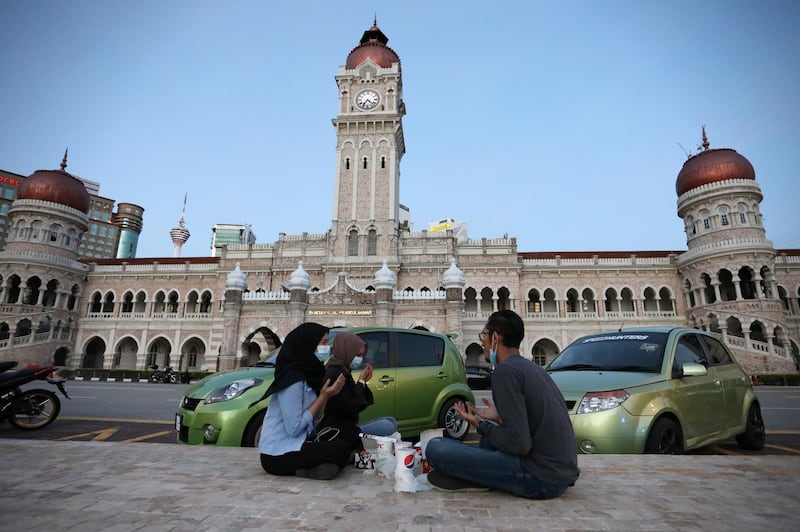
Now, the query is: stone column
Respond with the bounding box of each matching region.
[711,281,722,303]
[442,258,466,357]
[754,275,764,299]
[218,263,248,372]
[733,275,743,300]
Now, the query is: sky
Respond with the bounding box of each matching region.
[1,1,798,258]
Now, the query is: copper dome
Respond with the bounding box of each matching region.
[18,168,91,213]
[345,23,400,69]
[675,148,755,196]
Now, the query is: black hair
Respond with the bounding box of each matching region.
[486,309,524,348]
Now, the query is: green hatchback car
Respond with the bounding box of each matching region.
[547,327,765,454]
[176,327,474,446]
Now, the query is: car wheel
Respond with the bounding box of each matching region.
[644,418,683,454]
[735,403,765,450]
[438,397,469,439]
[241,410,267,447]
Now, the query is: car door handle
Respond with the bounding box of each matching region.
[436,372,448,379]
[379,376,395,384]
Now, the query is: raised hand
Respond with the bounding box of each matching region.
[320,373,345,398]
[360,363,373,383]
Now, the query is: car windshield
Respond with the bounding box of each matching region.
[548,332,667,373]
[252,348,281,367]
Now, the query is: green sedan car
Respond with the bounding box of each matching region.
[176,327,474,446]
[547,327,765,454]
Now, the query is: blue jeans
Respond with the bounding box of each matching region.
[425,436,569,499]
[359,416,398,437]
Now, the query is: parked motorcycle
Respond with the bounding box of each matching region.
[0,360,70,430]
[148,364,178,384]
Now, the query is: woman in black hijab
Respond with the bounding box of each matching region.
[258,323,350,480]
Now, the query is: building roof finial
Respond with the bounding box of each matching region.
[701,125,710,151]
[60,148,68,171]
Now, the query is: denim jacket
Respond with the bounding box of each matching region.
[258,380,319,456]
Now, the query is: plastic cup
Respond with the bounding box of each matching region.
[373,436,395,457]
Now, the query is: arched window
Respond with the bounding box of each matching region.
[528,289,542,313]
[363,157,368,169]
[49,223,61,242]
[381,156,386,169]
[345,157,350,170]
[348,229,358,256]
[200,291,212,313]
[700,210,711,230]
[718,206,729,226]
[737,203,747,224]
[367,229,377,256]
[31,220,43,240]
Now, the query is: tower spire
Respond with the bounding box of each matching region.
[169,192,191,257]
[60,148,68,171]
[701,125,710,151]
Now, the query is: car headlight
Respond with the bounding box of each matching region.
[577,390,629,414]
[205,378,264,404]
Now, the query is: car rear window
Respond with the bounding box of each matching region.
[549,332,667,372]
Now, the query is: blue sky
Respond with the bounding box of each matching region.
[1,1,798,258]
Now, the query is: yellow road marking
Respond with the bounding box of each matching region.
[60,416,173,425]
[56,428,118,441]
[122,431,174,443]
[706,446,739,455]
[764,444,800,455]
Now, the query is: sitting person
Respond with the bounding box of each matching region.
[258,322,351,480]
[322,332,398,450]
[426,310,580,498]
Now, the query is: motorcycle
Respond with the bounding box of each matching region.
[0,360,70,430]
[148,364,178,384]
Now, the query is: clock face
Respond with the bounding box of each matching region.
[355,89,380,111]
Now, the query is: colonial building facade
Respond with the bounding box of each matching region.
[2,23,798,375]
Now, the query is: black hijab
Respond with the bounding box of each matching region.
[264,322,329,397]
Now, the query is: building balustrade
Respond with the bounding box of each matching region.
[526,311,561,320]
[242,291,290,301]
[604,311,638,320]
[642,310,677,318]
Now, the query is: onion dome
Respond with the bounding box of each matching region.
[675,129,756,196]
[442,258,465,289]
[287,261,311,291]
[374,259,396,289]
[345,20,400,69]
[17,151,90,213]
[225,262,248,291]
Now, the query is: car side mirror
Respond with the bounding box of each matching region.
[679,362,708,378]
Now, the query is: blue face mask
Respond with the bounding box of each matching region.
[315,345,331,362]
[489,348,498,367]
[350,356,364,370]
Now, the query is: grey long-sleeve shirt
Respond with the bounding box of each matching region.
[477,354,580,486]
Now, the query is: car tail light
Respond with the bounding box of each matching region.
[577,390,629,414]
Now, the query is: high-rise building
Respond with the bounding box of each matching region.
[210,224,256,257]
[0,168,25,250]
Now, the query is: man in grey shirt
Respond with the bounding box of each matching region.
[426,310,580,497]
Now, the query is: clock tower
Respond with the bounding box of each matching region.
[329,21,406,263]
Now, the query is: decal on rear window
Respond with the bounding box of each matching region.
[640,343,659,352]
[581,334,649,343]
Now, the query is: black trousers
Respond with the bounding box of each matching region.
[260,438,353,476]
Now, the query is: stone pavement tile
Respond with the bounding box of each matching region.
[0,440,798,531]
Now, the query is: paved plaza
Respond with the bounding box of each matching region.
[0,439,797,531]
